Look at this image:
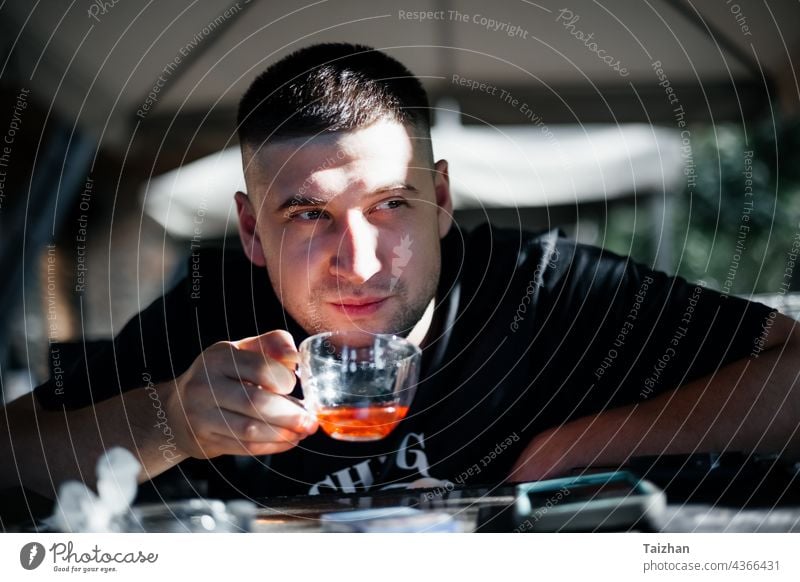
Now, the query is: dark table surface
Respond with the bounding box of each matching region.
[247,453,800,533]
[4,453,800,532]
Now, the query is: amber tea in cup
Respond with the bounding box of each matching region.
[298,331,421,441]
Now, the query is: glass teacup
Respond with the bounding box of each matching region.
[298,331,421,441]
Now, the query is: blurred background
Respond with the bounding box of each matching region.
[1,0,800,401]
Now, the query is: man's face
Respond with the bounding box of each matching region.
[235,119,453,336]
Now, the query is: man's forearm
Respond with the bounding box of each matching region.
[0,383,187,499]
[513,341,800,480]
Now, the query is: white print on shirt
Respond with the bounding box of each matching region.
[308,431,441,494]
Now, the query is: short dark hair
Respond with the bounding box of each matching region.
[237,43,432,160]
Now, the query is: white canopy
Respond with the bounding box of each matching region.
[142,111,684,238]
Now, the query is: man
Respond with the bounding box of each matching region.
[2,43,799,502]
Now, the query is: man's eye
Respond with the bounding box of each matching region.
[374,199,408,211]
[290,209,327,221]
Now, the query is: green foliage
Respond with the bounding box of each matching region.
[671,118,800,294]
[602,202,660,267]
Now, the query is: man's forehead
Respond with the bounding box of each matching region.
[242,120,422,199]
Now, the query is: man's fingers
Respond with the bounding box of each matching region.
[210,409,309,443]
[173,330,311,461]
[225,331,299,394]
[199,433,301,458]
[233,330,300,367]
[211,344,297,394]
[216,382,317,434]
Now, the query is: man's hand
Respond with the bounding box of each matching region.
[166,330,318,459]
[509,313,800,483]
[508,427,575,482]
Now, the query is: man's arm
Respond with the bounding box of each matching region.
[511,313,800,481]
[0,382,188,498]
[0,331,317,499]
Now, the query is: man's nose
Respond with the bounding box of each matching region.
[329,211,382,283]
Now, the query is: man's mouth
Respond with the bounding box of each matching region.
[328,296,390,317]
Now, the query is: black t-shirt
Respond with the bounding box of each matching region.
[35,223,774,500]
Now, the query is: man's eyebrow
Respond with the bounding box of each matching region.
[375,182,419,194]
[276,196,327,212]
[275,184,419,212]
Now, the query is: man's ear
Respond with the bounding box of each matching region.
[433,159,453,238]
[235,191,266,267]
